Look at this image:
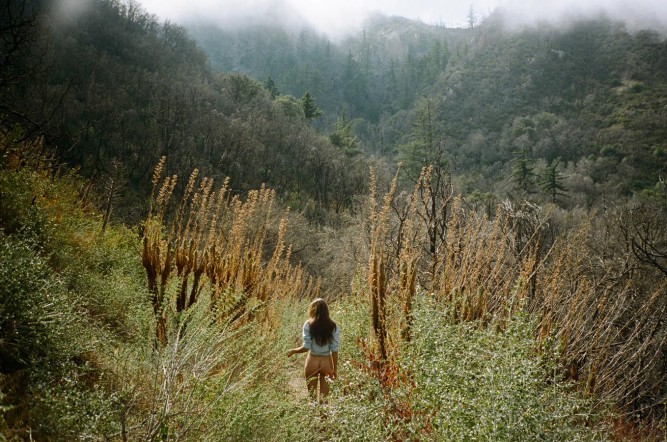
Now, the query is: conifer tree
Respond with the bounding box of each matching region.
[264,76,279,99]
[397,97,440,180]
[511,148,536,195]
[539,159,568,203]
[329,109,360,156]
[467,5,476,29]
[300,91,322,119]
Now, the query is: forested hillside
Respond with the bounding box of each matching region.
[188,14,467,124]
[1,0,367,221]
[1,0,666,439]
[190,13,667,204]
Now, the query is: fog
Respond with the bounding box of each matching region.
[54,0,667,35]
[136,0,667,34]
[138,0,503,33]
[498,0,667,32]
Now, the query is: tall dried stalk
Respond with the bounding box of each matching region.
[427,187,664,419]
[426,196,664,418]
[142,159,316,348]
[367,168,395,361]
[365,167,545,336]
[362,163,665,421]
[142,157,177,346]
[532,216,666,419]
[426,200,538,326]
[365,167,424,359]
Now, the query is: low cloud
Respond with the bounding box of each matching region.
[135,0,667,35]
[51,0,94,22]
[497,0,667,32]
[138,0,503,35]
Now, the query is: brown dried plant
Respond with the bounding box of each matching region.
[367,168,394,361]
[362,163,664,424]
[531,214,666,421]
[427,196,664,421]
[424,199,537,327]
[142,159,316,347]
[365,165,547,346]
[364,167,425,361]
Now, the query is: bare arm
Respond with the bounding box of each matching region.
[287,346,309,357]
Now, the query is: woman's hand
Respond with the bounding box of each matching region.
[287,346,307,357]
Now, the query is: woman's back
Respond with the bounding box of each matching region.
[303,321,340,356]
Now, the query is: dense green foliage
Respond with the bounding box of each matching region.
[4,0,666,215]
[187,15,465,128]
[0,156,146,437]
[319,296,608,441]
[0,159,612,438]
[0,140,306,439]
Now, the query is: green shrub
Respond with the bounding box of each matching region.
[62,225,153,345]
[0,233,68,372]
[320,294,609,441]
[0,164,127,438]
[0,231,119,439]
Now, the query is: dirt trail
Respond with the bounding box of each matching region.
[286,359,308,401]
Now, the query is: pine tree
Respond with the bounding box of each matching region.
[467,5,476,29]
[397,97,440,180]
[329,109,360,156]
[264,76,279,99]
[511,149,536,195]
[301,91,322,119]
[539,159,568,203]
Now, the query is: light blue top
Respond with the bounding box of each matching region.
[303,320,340,356]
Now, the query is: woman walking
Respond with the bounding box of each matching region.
[287,298,339,401]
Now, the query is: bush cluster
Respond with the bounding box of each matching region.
[319,295,608,441]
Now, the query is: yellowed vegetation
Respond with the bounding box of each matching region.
[142,157,318,346]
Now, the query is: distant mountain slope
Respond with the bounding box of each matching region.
[186,15,470,123]
[435,16,667,197]
[187,13,667,203]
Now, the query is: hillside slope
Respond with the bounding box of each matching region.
[1,0,367,220]
[187,14,667,204]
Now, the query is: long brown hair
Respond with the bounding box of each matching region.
[308,298,336,346]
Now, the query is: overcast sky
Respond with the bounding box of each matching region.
[137,0,667,34]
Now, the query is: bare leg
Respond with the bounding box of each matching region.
[304,354,320,401]
[305,354,334,403]
[306,373,319,400]
[319,373,330,398]
[319,355,334,401]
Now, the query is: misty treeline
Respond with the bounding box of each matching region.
[3,0,666,216]
[1,0,666,439]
